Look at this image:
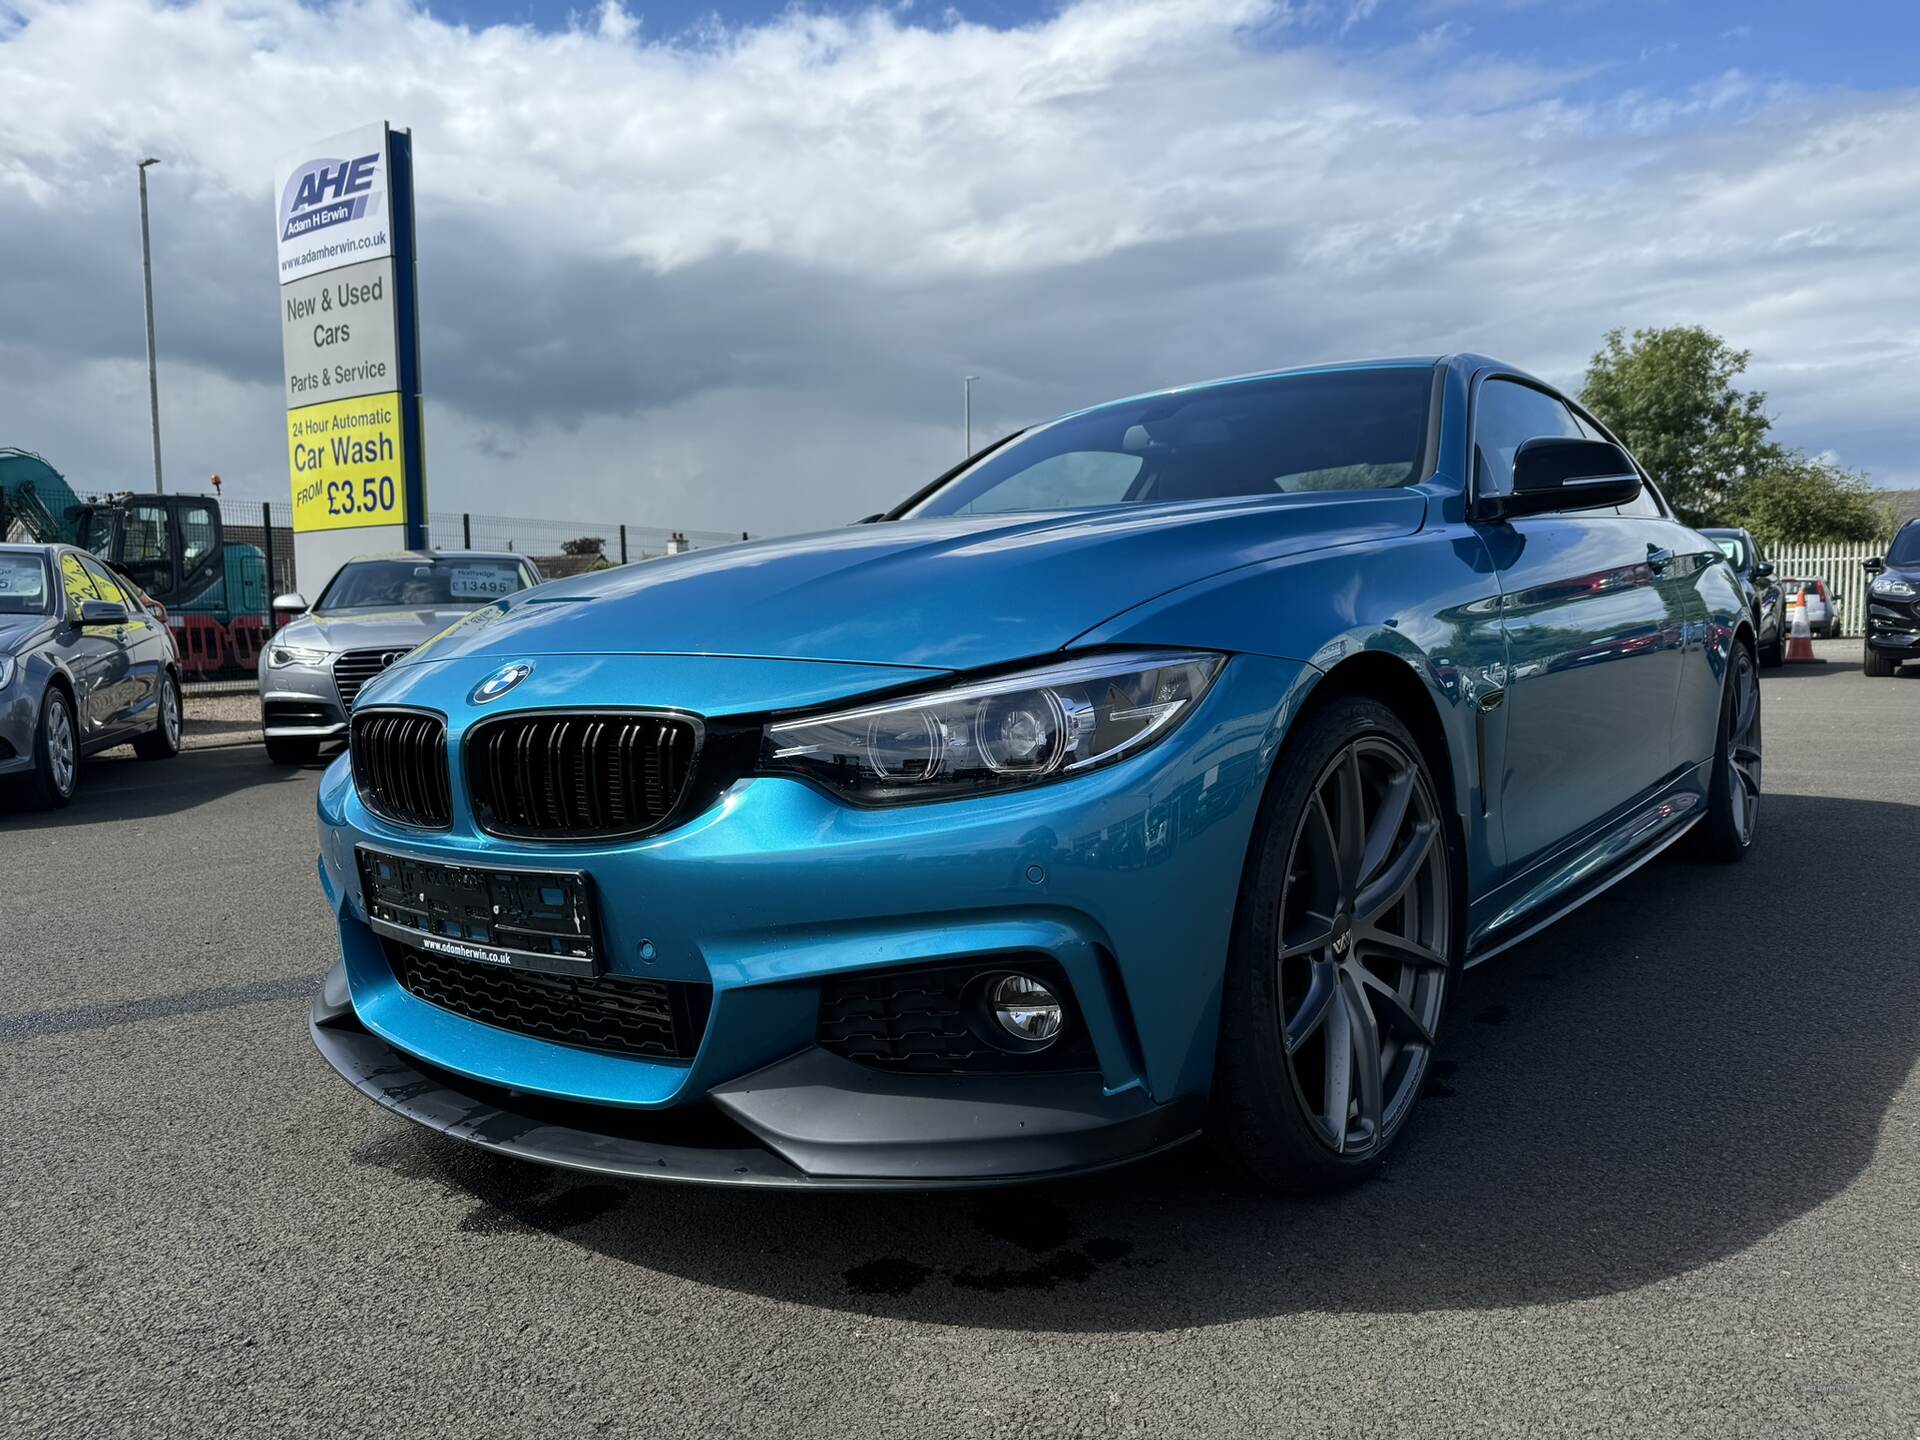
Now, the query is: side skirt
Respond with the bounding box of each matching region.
[1465,776,1706,970]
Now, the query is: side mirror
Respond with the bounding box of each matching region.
[272,591,309,613]
[77,599,124,626]
[1480,438,1642,521]
[1864,557,1885,576]
[1752,560,1775,582]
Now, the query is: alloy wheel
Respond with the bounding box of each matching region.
[1728,646,1762,845]
[48,697,76,796]
[1276,736,1450,1156]
[162,680,181,747]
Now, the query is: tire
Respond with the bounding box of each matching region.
[1211,696,1458,1193]
[133,672,182,759]
[1692,640,1762,862]
[1759,632,1784,667]
[1862,643,1897,678]
[25,685,79,809]
[264,735,320,766]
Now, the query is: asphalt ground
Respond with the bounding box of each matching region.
[3,638,1916,1438]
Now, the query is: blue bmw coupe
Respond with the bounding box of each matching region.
[310,355,1760,1192]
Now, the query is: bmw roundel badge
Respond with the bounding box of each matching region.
[470,661,533,705]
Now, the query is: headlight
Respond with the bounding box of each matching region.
[1871,576,1916,598]
[759,651,1224,804]
[0,655,14,690]
[266,644,330,669]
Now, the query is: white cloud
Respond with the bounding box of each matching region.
[1,0,1916,541]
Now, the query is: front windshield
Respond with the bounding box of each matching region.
[315,557,531,613]
[907,367,1433,518]
[1712,536,1750,569]
[0,554,51,615]
[1889,525,1920,568]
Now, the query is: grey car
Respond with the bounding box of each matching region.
[258,550,542,765]
[1,543,183,807]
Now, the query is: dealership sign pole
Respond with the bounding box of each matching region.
[274,122,425,597]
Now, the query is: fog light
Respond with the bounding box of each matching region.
[989,973,1064,1044]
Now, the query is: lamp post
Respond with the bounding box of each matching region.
[963,374,979,458]
[137,157,164,494]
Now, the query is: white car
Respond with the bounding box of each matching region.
[1780,578,1840,638]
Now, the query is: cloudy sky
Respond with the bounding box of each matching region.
[2,0,1916,538]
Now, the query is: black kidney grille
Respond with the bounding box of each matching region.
[818,962,1097,1074]
[350,710,451,829]
[468,713,699,839]
[389,943,710,1061]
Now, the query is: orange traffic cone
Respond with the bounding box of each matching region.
[1785,585,1819,662]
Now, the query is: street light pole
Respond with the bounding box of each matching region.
[137,157,164,494]
[963,375,979,458]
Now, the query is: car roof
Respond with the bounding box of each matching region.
[1059,356,1445,421]
[342,550,527,563]
[1057,352,1575,424]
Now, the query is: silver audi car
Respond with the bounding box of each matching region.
[259,550,542,765]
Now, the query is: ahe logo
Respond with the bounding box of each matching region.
[280,152,381,242]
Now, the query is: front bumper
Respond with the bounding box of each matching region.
[308,649,1312,1187]
[258,658,347,740]
[1865,598,1919,653]
[311,962,1201,1188]
[0,679,36,777]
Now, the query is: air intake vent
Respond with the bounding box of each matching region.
[334,647,409,712]
[818,961,1098,1074]
[466,711,701,840]
[349,709,452,829]
[388,942,710,1060]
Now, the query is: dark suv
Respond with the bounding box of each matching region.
[1863,519,1920,677]
[1700,527,1784,667]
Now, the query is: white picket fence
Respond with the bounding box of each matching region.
[1765,541,1888,637]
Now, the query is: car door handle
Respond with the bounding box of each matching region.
[1646,546,1675,574]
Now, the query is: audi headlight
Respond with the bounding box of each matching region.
[1871,576,1916,598]
[266,644,330,669]
[759,651,1224,804]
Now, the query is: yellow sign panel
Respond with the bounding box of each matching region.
[288,391,407,533]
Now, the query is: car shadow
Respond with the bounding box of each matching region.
[0,742,323,829]
[351,791,1919,1331]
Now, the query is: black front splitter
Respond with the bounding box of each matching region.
[309,977,1200,1192]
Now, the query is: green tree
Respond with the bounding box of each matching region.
[1721,455,1891,546]
[560,535,606,557]
[1580,326,1779,525]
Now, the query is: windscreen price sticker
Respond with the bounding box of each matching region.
[449,567,517,599]
[288,391,408,532]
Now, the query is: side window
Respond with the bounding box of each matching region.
[1473,379,1583,498]
[58,552,99,612]
[180,504,218,573]
[80,557,131,614]
[123,503,175,597]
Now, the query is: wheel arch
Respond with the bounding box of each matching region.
[1229,641,1478,984]
[1292,649,1462,826]
[41,661,77,713]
